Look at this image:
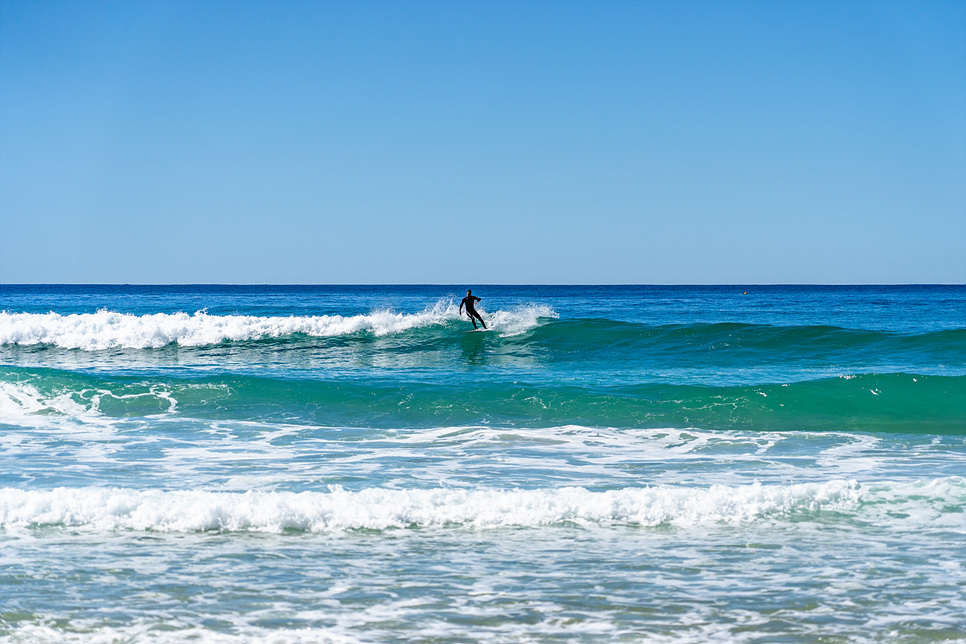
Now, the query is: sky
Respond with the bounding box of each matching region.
[1,0,964,284]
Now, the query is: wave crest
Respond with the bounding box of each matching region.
[0,302,557,350]
[0,480,891,532]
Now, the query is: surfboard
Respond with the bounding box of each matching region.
[463,328,491,333]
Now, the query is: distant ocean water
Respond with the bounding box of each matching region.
[1,284,964,643]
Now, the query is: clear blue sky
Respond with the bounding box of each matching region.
[1,0,964,284]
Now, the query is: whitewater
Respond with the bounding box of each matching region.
[1,284,964,643]
[0,301,555,349]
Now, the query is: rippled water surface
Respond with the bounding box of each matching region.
[1,285,964,642]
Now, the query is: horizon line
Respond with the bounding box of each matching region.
[2,283,964,288]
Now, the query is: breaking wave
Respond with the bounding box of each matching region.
[2,478,963,533]
[0,302,557,349]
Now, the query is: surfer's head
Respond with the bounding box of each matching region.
[467,290,472,296]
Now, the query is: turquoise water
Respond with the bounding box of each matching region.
[1,285,964,643]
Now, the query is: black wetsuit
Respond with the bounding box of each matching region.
[460,295,487,329]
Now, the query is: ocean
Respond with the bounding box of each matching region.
[1,284,964,643]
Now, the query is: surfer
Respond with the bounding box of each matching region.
[459,290,487,330]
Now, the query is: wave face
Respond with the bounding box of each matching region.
[2,285,965,643]
[2,308,962,359]
[1,368,963,433]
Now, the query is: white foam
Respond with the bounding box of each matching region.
[483,303,557,336]
[0,380,103,428]
[0,302,557,350]
[0,480,893,533]
[0,624,362,644]
[0,380,175,430]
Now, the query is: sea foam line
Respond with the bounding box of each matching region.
[0,481,879,533]
[0,303,557,350]
[0,624,361,644]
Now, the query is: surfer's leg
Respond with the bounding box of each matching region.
[475,312,487,329]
